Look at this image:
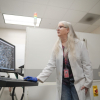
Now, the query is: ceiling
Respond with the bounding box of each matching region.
[0,0,100,33]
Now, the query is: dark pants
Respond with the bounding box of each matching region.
[61,83,79,100]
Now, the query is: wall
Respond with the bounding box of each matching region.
[0,28,26,70]
[90,80,100,100]
[0,27,100,100]
[24,28,58,100]
[25,28,100,100]
[78,32,100,81]
[78,32,100,69]
[0,28,26,100]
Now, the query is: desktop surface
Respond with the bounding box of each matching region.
[0,77,38,87]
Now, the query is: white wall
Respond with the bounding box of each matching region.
[77,32,100,69]
[0,28,26,78]
[0,27,100,100]
[25,28,100,100]
[89,80,100,100]
[0,28,26,69]
[0,28,26,100]
[25,27,58,100]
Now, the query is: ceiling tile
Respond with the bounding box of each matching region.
[0,5,1,13]
[62,10,87,23]
[13,0,23,1]
[71,22,77,27]
[43,6,68,20]
[85,25,99,33]
[48,0,74,8]
[73,23,90,32]
[0,13,4,23]
[92,26,100,33]
[0,0,100,31]
[22,0,38,4]
[22,0,49,5]
[93,18,100,26]
[0,23,6,28]
[70,0,99,12]
[38,0,50,4]
[40,19,59,29]
[0,0,24,15]
[5,24,26,30]
[23,2,47,17]
[89,1,100,15]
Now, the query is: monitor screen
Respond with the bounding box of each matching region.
[0,38,15,72]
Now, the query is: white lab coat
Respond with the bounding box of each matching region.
[37,39,93,100]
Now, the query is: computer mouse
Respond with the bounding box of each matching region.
[24,77,32,82]
[24,77,30,81]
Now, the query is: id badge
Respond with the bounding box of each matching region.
[64,69,69,78]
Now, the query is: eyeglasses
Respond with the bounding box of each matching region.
[56,26,68,30]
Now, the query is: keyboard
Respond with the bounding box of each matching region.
[0,77,23,81]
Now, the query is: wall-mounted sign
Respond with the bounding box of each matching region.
[93,86,98,96]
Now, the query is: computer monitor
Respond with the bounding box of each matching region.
[0,38,15,72]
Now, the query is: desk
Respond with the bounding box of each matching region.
[0,79,38,100]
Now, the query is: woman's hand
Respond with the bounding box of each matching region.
[24,76,37,82]
[81,86,88,94]
[37,78,43,83]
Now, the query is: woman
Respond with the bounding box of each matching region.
[24,21,93,100]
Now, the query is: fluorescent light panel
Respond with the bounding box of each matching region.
[3,14,41,26]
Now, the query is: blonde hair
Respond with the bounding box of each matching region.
[54,21,79,57]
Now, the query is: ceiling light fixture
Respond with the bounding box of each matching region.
[3,14,41,26]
